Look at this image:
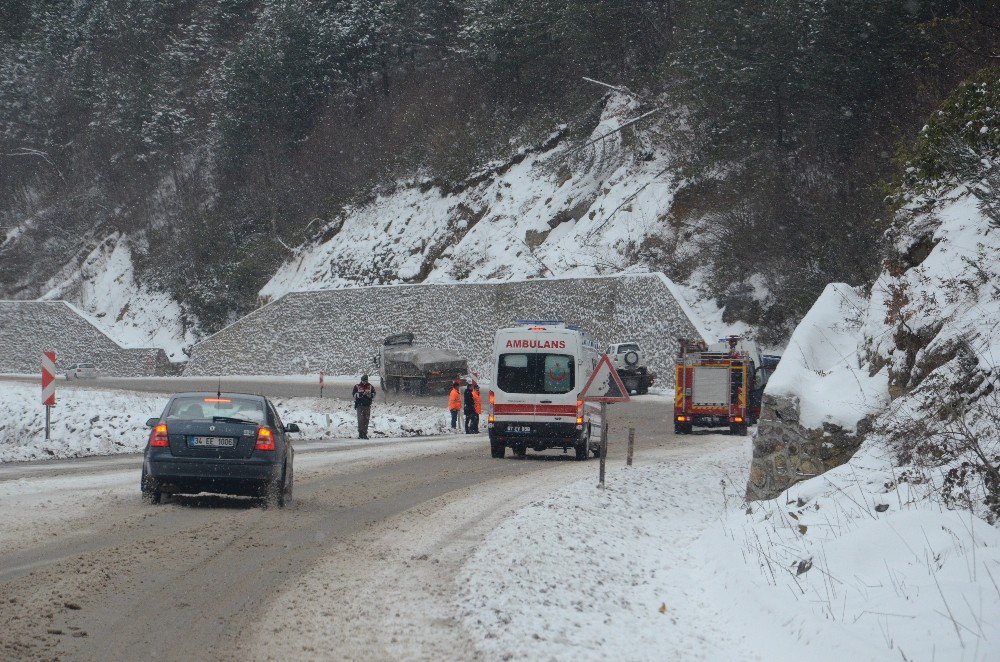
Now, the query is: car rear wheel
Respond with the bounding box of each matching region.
[140,469,161,505]
[265,465,290,508]
[512,445,526,457]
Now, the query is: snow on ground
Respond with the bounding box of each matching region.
[0,382,454,462]
[456,436,1000,661]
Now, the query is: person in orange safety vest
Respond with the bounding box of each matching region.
[448,379,462,431]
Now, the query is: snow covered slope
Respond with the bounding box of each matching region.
[750,177,1000,513]
[261,94,682,300]
[39,235,196,361]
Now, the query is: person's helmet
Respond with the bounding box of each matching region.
[361,374,369,383]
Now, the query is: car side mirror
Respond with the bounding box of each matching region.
[145,417,160,428]
[285,423,300,434]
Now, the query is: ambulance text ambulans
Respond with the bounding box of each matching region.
[488,321,602,460]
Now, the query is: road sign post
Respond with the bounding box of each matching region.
[627,426,635,466]
[41,351,56,440]
[319,371,325,398]
[579,354,630,489]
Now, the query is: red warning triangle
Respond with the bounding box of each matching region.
[580,354,631,403]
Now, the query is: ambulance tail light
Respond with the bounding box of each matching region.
[576,399,584,427]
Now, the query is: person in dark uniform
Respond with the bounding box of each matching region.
[352,374,376,439]
[463,380,480,433]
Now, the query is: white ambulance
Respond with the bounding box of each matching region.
[488,320,602,460]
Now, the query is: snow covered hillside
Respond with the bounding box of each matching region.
[260,94,682,299]
[38,235,197,361]
[17,92,745,357]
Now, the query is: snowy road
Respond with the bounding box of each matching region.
[0,401,723,661]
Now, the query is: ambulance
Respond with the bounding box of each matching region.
[487,321,602,460]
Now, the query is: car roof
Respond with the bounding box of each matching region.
[169,392,268,402]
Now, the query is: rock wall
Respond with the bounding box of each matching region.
[746,393,871,501]
[185,273,708,385]
[0,301,174,376]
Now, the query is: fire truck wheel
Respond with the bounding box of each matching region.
[729,423,749,436]
[490,439,506,459]
[512,444,526,457]
[674,423,692,435]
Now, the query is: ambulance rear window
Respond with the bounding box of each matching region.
[498,353,574,394]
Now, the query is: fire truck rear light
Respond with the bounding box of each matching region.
[676,416,687,422]
[149,423,169,447]
[733,417,744,423]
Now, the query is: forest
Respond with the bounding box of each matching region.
[1,1,998,337]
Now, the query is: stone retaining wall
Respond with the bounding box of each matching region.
[0,301,173,376]
[185,273,708,386]
[746,393,871,501]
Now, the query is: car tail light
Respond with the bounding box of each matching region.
[149,423,169,447]
[255,427,275,451]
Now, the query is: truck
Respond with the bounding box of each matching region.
[605,342,656,395]
[373,332,468,395]
[673,336,778,436]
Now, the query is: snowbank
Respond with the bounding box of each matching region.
[457,438,1000,661]
[766,283,889,432]
[0,383,453,462]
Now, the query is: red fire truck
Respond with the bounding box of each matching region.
[674,336,778,436]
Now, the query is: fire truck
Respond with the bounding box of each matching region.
[673,336,778,436]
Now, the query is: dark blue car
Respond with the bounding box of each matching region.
[140,392,297,507]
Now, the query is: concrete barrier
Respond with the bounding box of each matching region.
[0,301,173,376]
[184,273,709,388]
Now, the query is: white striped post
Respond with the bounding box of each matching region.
[41,351,56,440]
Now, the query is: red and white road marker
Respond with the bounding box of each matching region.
[41,351,56,439]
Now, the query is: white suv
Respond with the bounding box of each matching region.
[607,343,642,371]
[65,363,98,379]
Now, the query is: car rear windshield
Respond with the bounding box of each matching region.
[497,353,575,394]
[616,344,639,353]
[164,396,266,424]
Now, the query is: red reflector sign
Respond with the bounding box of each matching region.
[41,351,56,406]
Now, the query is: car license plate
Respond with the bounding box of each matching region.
[509,425,532,434]
[191,436,236,448]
